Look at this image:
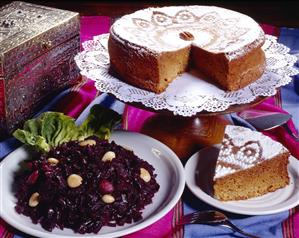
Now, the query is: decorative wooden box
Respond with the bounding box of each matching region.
[0,1,80,138]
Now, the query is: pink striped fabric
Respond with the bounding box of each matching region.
[0,16,298,238]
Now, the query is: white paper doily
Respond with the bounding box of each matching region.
[75,34,299,116]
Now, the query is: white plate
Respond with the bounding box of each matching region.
[185,146,299,215]
[0,131,185,238]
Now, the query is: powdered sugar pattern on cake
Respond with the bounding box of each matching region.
[214,125,288,179]
[75,34,298,116]
[110,6,265,60]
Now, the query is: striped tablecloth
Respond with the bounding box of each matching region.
[0,16,298,238]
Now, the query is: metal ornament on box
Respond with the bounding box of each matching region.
[0,1,80,137]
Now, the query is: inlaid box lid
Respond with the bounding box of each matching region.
[0,1,79,76]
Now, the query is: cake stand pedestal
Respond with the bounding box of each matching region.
[140,114,229,161]
[75,34,297,161]
[126,96,266,162]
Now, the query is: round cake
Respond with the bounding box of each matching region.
[108,6,266,93]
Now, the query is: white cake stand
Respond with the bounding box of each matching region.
[75,34,298,160]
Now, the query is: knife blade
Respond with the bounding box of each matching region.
[244,113,292,131]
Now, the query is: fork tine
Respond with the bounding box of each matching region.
[180,212,196,224]
[180,210,218,224]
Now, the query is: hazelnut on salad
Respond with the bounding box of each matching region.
[140,168,151,182]
[67,174,83,188]
[28,192,40,207]
[101,151,116,162]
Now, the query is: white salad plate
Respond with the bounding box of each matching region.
[0,131,185,238]
[185,146,299,215]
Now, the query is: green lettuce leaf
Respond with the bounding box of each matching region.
[13,105,121,153]
[79,105,121,140]
[13,130,50,152]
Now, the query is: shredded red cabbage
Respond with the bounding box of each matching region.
[14,137,160,234]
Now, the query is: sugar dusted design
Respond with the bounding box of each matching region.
[214,125,287,179]
[111,6,265,60]
[219,135,263,167]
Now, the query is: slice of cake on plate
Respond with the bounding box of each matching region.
[213,125,290,201]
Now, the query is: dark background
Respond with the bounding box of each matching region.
[1,0,299,27]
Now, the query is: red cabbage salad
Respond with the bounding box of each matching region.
[12,105,160,233]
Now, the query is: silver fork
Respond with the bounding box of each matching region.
[179,210,260,238]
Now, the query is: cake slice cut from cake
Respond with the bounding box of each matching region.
[213,125,290,201]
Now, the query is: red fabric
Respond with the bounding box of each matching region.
[80,16,111,43]
[294,207,299,238]
[55,80,99,118]
[56,16,112,118]
[124,211,174,238]
[260,23,281,36]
